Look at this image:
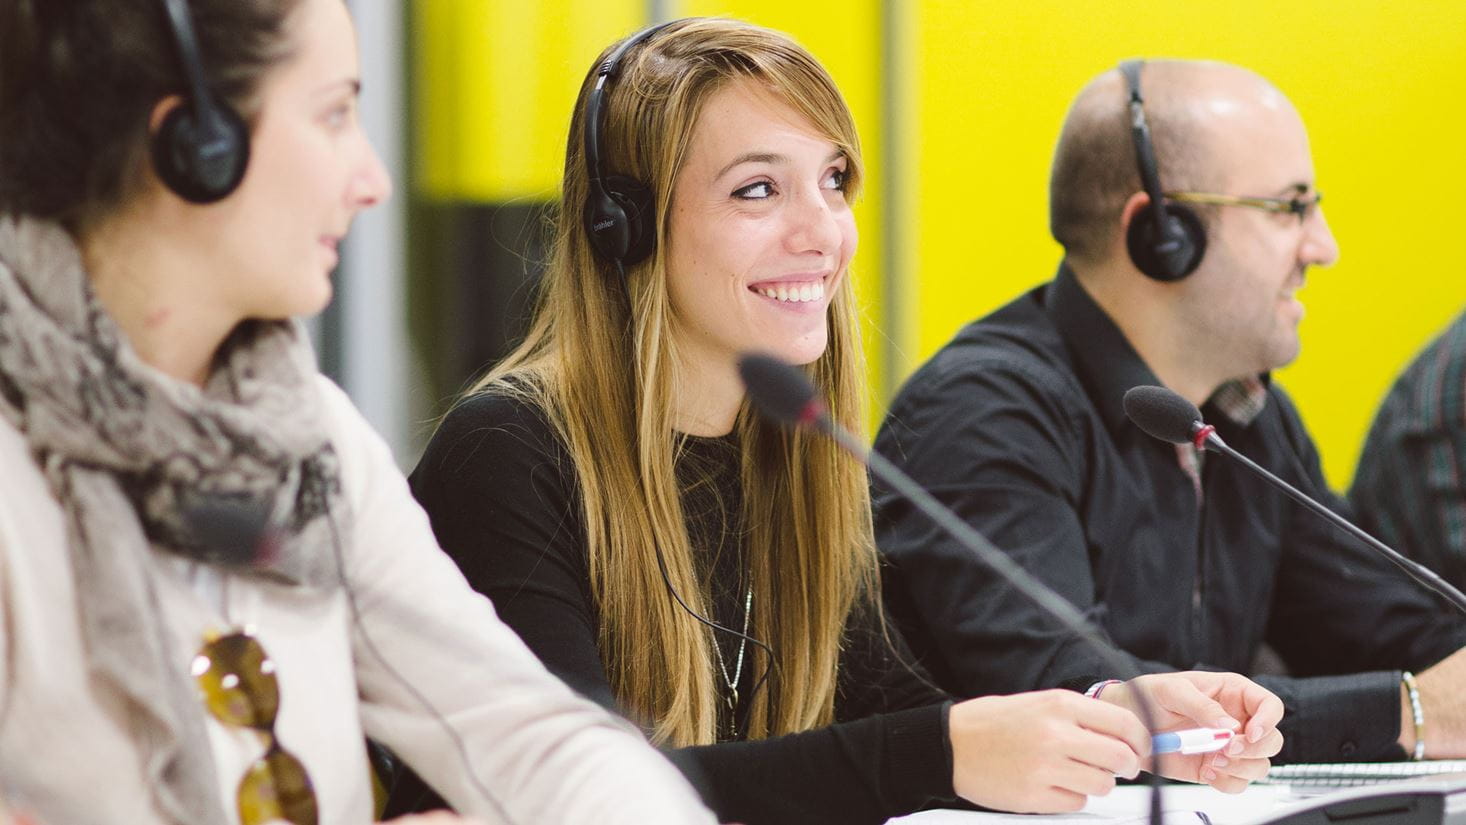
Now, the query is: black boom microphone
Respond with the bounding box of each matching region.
[1122,384,1466,615]
[739,352,1168,821]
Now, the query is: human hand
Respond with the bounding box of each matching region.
[0,793,41,825]
[1099,671,1282,792]
[949,689,1148,812]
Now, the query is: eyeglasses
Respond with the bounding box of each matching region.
[1165,190,1323,224]
[193,630,319,825]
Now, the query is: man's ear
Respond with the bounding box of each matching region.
[1118,190,1152,237]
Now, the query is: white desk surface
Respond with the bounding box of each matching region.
[888,783,1305,825]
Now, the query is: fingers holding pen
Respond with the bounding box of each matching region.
[948,690,1148,813]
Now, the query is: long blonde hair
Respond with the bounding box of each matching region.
[467,18,876,747]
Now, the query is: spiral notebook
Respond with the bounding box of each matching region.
[1263,761,1466,788]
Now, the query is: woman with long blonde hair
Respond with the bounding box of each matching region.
[405,18,1283,824]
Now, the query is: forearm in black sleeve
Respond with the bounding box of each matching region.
[667,704,954,825]
[1263,523,1450,765]
[1244,672,1402,763]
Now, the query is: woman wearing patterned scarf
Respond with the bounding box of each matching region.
[0,2,714,824]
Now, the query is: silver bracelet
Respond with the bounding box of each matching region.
[1402,670,1425,761]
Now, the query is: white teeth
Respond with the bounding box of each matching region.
[756,281,826,303]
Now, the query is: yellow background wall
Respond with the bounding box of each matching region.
[412,0,642,201]
[414,0,1466,489]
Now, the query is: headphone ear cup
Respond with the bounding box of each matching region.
[585,186,632,262]
[602,175,656,266]
[1126,202,1207,282]
[150,102,250,204]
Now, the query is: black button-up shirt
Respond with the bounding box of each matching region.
[873,265,1466,763]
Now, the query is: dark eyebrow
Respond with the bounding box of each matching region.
[716,152,785,181]
[714,149,846,182]
[1276,182,1312,197]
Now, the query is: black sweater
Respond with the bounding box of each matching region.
[401,391,958,825]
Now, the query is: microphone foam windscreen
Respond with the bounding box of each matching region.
[1123,385,1203,445]
[738,352,818,426]
[180,497,275,567]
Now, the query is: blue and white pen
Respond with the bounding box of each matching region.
[1152,728,1234,755]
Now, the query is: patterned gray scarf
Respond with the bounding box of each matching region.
[0,217,346,824]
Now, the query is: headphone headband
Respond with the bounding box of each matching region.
[160,0,221,133]
[581,21,678,269]
[1118,59,1206,281]
[1118,60,1171,238]
[152,0,250,203]
[583,21,676,191]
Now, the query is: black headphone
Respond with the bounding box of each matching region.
[1119,60,1206,282]
[151,0,250,203]
[581,22,676,270]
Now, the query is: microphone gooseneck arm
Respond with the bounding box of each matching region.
[1193,424,1466,615]
[740,353,1177,822]
[808,409,1169,824]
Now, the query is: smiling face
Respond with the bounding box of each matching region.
[206,0,391,321]
[1177,89,1339,378]
[663,79,857,378]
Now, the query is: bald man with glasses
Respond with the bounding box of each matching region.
[873,59,1466,767]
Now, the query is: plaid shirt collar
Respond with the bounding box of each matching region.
[1210,375,1269,427]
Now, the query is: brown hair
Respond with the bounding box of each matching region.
[0,0,300,229]
[465,18,876,747]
